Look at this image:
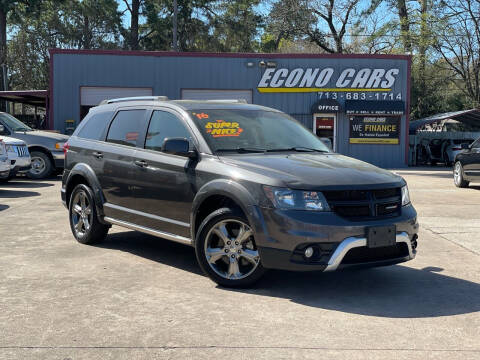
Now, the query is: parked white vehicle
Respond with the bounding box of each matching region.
[0,135,31,180]
[0,139,10,180]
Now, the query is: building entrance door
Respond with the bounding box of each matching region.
[313,113,337,151]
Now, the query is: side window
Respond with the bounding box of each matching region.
[106,110,146,147]
[145,110,192,151]
[77,111,112,140]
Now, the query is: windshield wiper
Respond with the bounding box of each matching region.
[267,147,329,153]
[216,147,266,153]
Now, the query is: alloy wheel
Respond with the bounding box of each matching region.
[30,156,46,175]
[204,219,260,280]
[454,162,462,185]
[71,190,93,237]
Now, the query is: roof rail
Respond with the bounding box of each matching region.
[204,99,248,104]
[99,96,169,105]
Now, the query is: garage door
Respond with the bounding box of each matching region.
[80,87,153,106]
[181,89,252,103]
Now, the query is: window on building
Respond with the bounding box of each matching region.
[106,110,146,147]
[77,111,113,141]
[145,110,192,151]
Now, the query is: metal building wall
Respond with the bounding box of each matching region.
[50,50,409,168]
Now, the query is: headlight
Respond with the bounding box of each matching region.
[401,185,410,206]
[5,144,14,153]
[263,186,330,211]
[55,142,65,150]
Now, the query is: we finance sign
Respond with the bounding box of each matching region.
[257,67,400,93]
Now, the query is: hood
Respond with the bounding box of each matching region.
[0,136,26,146]
[220,153,404,190]
[12,130,69,144]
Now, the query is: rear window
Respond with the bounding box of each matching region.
[106,110,146,147]
[77,111,113,140]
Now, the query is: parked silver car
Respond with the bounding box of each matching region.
[0,139,10,180]
[443,139,475,166]
[0,135,31,181]
[0,113,69,179]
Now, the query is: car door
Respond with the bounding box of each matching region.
[98,108,148,223]
[131,109,197,238]
[463,138,480,180]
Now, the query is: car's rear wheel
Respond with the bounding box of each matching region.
[27,151,53,179]
[454,161,469,188]
[69,184,109,244]
[195,207,265,288]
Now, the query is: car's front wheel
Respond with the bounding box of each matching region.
[195,207,265,288]
[454,161,469,188]
[69,184,109,244]
[27,151,53,179]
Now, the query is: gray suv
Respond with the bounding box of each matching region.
[61,97,419,287]
[0,112,69,178]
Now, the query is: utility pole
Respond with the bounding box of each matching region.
[173,0,178,51]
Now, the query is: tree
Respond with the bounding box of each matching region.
[211,0,263,52]
[434,0,480,106]
[0,0,42,109]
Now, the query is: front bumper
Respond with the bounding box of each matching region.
[51,150,65,169]
[251,205,419,272]
[9,157,31,175]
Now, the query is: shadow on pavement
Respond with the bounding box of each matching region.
[98,230,480,319]
[98,231,202,276]
[0,189,40,198]
[0,204,9,211]
[2,180,54,188]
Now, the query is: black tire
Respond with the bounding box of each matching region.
[68,183,109,244]
[195,207,265,288]
[453,161,469,188]
[27,151,53,179]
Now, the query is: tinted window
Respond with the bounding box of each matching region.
[106,110,146,147]
[145,110,191,151]
[77,111,112,140]
[472,138,480,149]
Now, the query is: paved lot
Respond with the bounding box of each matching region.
[0,168,479,360]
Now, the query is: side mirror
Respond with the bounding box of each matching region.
[0,124,5,134]
[162,138,197,158]
[461,143,470,150]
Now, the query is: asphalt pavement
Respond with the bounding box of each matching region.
[0,168,479,359]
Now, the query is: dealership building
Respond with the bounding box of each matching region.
[47,49,410,167]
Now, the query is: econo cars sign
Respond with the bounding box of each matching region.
[257,67,399,93]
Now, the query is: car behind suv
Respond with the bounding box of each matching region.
[453,136,480,187]
[62,97,419,287]
[0,112,69,178]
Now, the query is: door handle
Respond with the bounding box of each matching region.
[92,151,103,159]
[134,160,148,167]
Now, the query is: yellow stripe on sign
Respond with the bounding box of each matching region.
[349,138,399,144]
[257,88,392,93]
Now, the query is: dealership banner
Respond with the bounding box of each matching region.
[349,116,400,144]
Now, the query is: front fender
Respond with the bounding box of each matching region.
[65,163,107,223]
[190,179,266,243]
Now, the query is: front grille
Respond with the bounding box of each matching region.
[13,145,29,157]
[341,243,409,264]
[324,187,401,220]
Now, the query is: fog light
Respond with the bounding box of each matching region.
[304,247,314,258]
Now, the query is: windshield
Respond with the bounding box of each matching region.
[189,109,330,153]
[0,113,32,132]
